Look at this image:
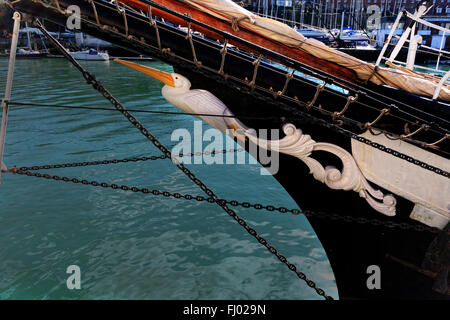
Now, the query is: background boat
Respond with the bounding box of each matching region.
[15,47,48,58]
[69,48,109,61]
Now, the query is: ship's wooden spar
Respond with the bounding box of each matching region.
[118,0,361,84]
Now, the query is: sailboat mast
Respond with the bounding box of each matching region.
[334,1,338,30]
[300,1,305,27]
[25,21,32,50]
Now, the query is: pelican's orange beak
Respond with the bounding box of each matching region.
[114,59,175,87]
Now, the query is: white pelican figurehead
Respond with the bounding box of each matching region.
[114,59,247,134]
[113,61,401,216]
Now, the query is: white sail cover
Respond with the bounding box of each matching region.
[180,0,450,102]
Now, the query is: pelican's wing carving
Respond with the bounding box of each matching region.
[171,87,396,216]
[242,124,397,216]
[179,89,247,131]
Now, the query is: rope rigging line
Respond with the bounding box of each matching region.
[29,18,333,300]
[4,100,283,121]
[0,99,409,129]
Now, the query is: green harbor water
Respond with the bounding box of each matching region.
[0,57,338,300]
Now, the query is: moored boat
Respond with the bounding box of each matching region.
[16,47,47,58]
[69,48,109,61]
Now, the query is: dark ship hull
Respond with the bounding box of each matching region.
[177,65,448,300]
[7,0,449,299]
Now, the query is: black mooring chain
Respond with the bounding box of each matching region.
[34,20,332,299]
[18,148,245,171]
[351,134,449,178]
[14,167,442,235]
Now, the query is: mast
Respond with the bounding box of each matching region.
[292,0,295,26]
[330,1,334,30]
[359,3,363,30]
[349,0,353,28]
[319,0,322,28]
[334,1,338,30]
[300,1,305,28]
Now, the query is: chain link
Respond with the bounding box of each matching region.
[351,134,449,178]
[18,148,244,171]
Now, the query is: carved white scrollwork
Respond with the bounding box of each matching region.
[242,123,397,216]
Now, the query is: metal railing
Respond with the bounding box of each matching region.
[375,4,450,101]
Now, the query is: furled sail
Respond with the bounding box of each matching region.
[180,0,450,102]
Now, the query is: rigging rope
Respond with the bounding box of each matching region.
[6,99,450,168]
[5,100,281,121]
